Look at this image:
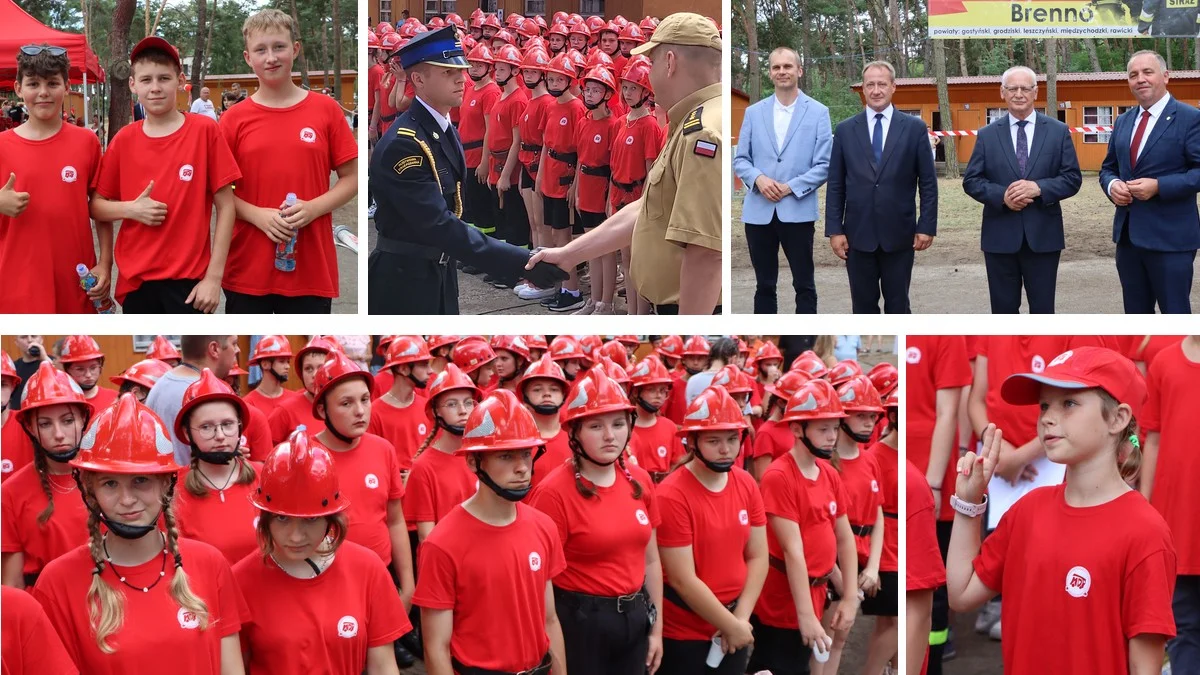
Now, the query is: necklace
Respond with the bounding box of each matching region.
[196,464,236,502]
[47,473,77,495]
[102,532,168,593]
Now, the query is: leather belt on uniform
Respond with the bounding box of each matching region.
[555,585,648,614]
[452,652,552,675]
[579,164,611,178]
[850,523,874,536]
[883,511,898,519]
[558,175,575,186]
[521,142,542,152]
[462,139,484,150]
[612,178,644,191]
[663,583,738,615]
[768,555,833,587]
[380,112,397,123]
[548,149,578,165]
[374,236,450,266]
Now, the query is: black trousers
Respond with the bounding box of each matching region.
[224,290,332,314]
[554,586,649,675]
[983,238,1060,314]
[744,216,817,314]
[746,615,810,675]
[464,176,495,232]
[658,637,749,675]
[846,246,915,314]
[926,520,953,675]
[368,249,459,314]
[497,187,531,248]
[1115,226,1195,314]
[121,279,203,314]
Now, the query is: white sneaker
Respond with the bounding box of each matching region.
[518,285,556,300]
[989,619,1002,641]
[593,301,614,315]
[367,201,377,219]
[974,599,1000,634]
[512,282,532,296]
[572,298,596,315]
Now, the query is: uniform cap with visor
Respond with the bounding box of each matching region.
[1000,346,1147,420]
[397,25,470,69]
[631,12,721,55]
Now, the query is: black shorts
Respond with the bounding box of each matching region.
[860,570,898,616]
[520,165,535,190]
[577,209,605,229]
[544,197,572,230]
[224,290,333,314]
[747,614,810,675]
[121,279,203,314]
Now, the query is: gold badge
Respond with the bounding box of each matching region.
[394,155,424,175]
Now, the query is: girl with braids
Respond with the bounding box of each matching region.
[2,361,95,589]
[404,364,482,543]
[749,369,814,481]
[656,386,767,675]
[233,427,411,675]
[948,347,1176,675]
[749,378,860,675]
[31,394,247,674]
[527,371,665,675]
[519,353,574,494]
[490,335,532,393]
[173,370,261,565]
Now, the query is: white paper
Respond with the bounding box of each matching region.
[986,453,1066,530]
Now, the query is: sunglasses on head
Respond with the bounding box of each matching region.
[20,45,67,57]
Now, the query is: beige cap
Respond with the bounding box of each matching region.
[630,12,722,55]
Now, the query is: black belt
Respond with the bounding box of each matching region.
[452,652,551,675]
[580,164,611,177]
[850,523,874,536]
[462,139,484,150]
[768,555,832,587]
[653,304,723,316]
[883,511,898,519]
[555,585,648,614]
[612,178,644,191]
[548,149,578,165]
[558,176,575,186]
[521,142,542,152]
[374,236,450,265]
[662,583,738,616]
[380,112,397,123]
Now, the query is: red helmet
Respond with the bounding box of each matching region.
[2,351,20,386]
[867,362,899,397]
[628,355,672,388]
[311,352,374,418]
[837,376,885,414]
[492,29,517,46]
[549,335,582,361]
[471,8,485,19]
[568,21,591,38]
[146,336,181,363]
[470,15,484,29]
[384,335,432,370]
[534,15,547,30]
[655,335,684,360]
[827,359,864,387]
[109,359,170,391]
[59,335,104,364]
[639,16,659,34]
[249,334,293,366]
[376,21,394,35]
[594,357,630,387]
[524,37,548,54]
[545,52,576,79]
[763,369,814,402]
[586,48,613,69]
[613,15,630,26]
[525,335,549,352]
[451,337,497,375]
[753,341,783,367]
[577,335,603,363]
[482,13,502,29]
[446,12,464,27]
[72,394,179,474]
[613,335,639,347]
[425,364,482,420]
[712,365,755,395]
[599,20,620,36]
[506,12,523,26]
[561,372,634,424]
[228,365,247,377]
[468,43,494,64]
[618,23,646,43]
[598,341,629,370]
[736,339,751,357]
[583,65,617,91]
[585,15,606,33]
[251,427,349,517]
[790,351,829,379]
[547,23,570,38]
[462,34,478,51]
[682,335,712,357]
[381,31,404,52]
[516,17,540,38]
[18,361,94,423]
[491,335,531,362]
[677,385,748,435]
[619,58,653,93]
[552,11,569,24]
[427,335,462,353]
[782,379,847,423]
[294,335,340,372]
[521,48,551,70]
[176,369,250,442]
[883,389,899,410]
[493,43,523,66]
[398,21,424,38]
[565,49,588,74]
[427,16,446,28]
[459,389,546,454]
[568,13,585,24]
[519,353,569,390]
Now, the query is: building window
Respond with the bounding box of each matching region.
[426,0,438,16]
[986,108,1005,125]
[380,0,391,23]
[580,0,603,14]
[132,336,181,353]
[1084,105,1114,144]
[442,0,455,13]
[526,0,545,14]
[898,109,921,121]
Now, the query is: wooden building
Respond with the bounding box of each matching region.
[367,0,715,28]
[851,71,1200,171]
[198,70,358,111]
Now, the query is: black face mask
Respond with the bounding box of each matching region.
[81,470,173,540]
[193,449,238,465]
[77,381,96,392]
[547,86,567,98]
[635,396,661,414]
[800,422,835,460]
[583,98,605,110]
[44,446,82,462]
[698,455,736,473]
[684,365,703,376]
[840,420,873,444]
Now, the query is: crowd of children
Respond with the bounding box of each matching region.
[0,9,356,315]
[0,334,899,674]
[367,12,674,314]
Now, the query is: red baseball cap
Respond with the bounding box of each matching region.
[130,36,182,70]
[1000,346,1146,420]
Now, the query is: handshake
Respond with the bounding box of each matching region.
[519,248,571,288]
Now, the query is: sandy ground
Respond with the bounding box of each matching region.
[935,610,1004,675]
[730,177,1200,314]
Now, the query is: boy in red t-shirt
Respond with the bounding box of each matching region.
[0,46,113,314]
[91,37,239,313]
[219,9,357,314]
[628,356,683,480]
[485,44,532,289]
[513,49,557,302]
[460,44,502,246]
[536,54,587,312]
[570,65,621,315]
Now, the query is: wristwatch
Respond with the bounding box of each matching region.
[950,493,988,518]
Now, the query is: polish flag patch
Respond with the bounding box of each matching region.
[693,140,717,157]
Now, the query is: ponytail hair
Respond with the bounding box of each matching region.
[1097,390,1141,485]
[412,425,439,461]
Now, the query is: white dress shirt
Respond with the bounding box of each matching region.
[773,94,796,150]
[416,96,451,132]
[866,104,894,148]
[1106,93,1172,196]
[1008,110,1036,154]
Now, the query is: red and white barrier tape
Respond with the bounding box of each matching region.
[928,126,1114,137]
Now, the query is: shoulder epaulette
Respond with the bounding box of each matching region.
[682,106,704,135]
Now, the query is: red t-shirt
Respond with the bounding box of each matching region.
[460,82,502,168]
[95,114,241,303]
[905,335,972,521]
[0,124,102,314]
[233,540,411,675]
[1127,335,1185,370]
[32,538,248,675]
[529,428,572,495]
[404,447,477,525]
[609,113,665,210]
[242,387,302,420]
[574,113,620,214]
[839,451,883,564]
[366,395,433,471]
[267,393,323,445]
[174,465,262,565]
[218,93,357,299]
[84,385,118,412]
[870,441,899,572]
[661,375,688,426]
[528,462,660,596]
[376,78,398,135]
[905,459,945,675]
[413,503,565,672]
[752,419,795,460]
[1,585,79,675]
[539,97,587,199]
[367,63,385,112]
[629,416,684,475]
[1,464,89,575]
[656,466,766,641]
[488,89,530,184]
[1,412,35,482]
[242,406,273,463]
[756,456,847,628]
[317,434,404,566]
[518,94,552,178]
[1143,340,1200,573]
[974,485,1176,675]
[371,369,395,399]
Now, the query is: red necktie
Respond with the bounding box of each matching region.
[1130,109,1151,169]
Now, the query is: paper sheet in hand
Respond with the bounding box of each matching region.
[986,453,1065,530]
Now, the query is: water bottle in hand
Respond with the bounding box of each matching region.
[275,192,298,272]
[76,263,116,314]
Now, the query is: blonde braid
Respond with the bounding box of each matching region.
[82,488,124,654]
[162,492,210,631]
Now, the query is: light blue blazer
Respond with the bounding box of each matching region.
[733,91,833,225]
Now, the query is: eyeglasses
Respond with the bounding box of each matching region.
[1003,86,1035,94]
[20,45,67,57]
[190,421,240,440]
[439,399,476,413]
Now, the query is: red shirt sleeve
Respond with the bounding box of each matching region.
[212,552,251,637]
[656,489,693,548]
[541,515,568,579]
[527,484,571,551]
[973,502,1014,593]
[95,127,125,200]
[746,473,767,526]
[1122,548,1178,639]
[832,471,849,519]
[366,553,413,646]
[905,462,946,591]
[244,407,273,463]
[327,99,358,169]
[646,122,665,162]
[385,438,405,501]
[413,541,457,610]
[404,461,437,523]
[1143,357,1164,433]
[760,467,797,522]
[204,121,241,193]
[1,486,20,553]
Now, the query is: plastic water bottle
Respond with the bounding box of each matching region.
[275,192,298,272]
[76,264,116,314]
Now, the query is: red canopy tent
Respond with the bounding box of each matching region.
[0,0,105,85]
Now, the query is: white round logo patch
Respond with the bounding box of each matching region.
[828,500,837,516]
[337,615,359,638]
[559,117,568,126]
[178,608,200,630]
[628,454,638,465]
[529,551,542,571]
[299,127,317,143]
[61,166,77,183]
[871,479,880,493]
[524,114,529,121]
[1065,566,1091,598]
[1031,355,1046,373]
[625,135,634,145]
[471,100,478,107]
[635,509,650,526]
[1,459,12,474]
[593,134,602,143]
[656,445,667,458]
[365,473,379,489]
[418,423,428,435]
[179,164,194,182]
[738,509,749,525]
[906,347,922,365]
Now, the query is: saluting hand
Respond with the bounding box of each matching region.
[956,423,1002,504]
[0,173,30,217]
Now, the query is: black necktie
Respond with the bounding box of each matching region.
[1015,120,1029,176]
[872,113,884,165]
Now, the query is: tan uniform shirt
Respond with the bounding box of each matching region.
[630,82,722,307]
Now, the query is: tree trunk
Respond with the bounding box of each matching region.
[202,0,216,82]
[150,0,169,35]
[108,0,136,143]
[320,17,329,90]
[190,0,208,102]
[798,0,810,91]
[290,0,310,88]
[332,0,343,101]
[933,39,958,178]
[958,38,968,76]
[1046,38,1058,121]
[1194,37,1199,70]
[1084,37,1101,71]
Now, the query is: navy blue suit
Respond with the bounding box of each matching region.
[826,108,938,313]
[1099,95,1200,313]
[963,112,1082,313]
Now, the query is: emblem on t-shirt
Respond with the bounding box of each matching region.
[656,445,667,458]
[61,166,77,183]
[418,423,428,435]
[1065,565,1091,598]
[365,473,380,489]
[471,100,478,107]
[559,117,568,126]
[1031,355,1046,373]
[625,135,634,145]
[179,164,195,182]
[300,127,317,143]
[628,454,638,465]
[635,509,650,526]
[529,551,542,571]
[593,134,602,143]
[1,459,12,474]
[828,500,837,515]
[178,608,200,629]
[871,479,880,493]
[337,615,359,638]
[906,347,922,365]
[1049,351,1073,368]
[738,509,749,525]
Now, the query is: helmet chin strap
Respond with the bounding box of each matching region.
[267,366,289,384]
[435,414,465,437]
[800,421,835,460]
[635,396,661,414]
[78,381,97,392]
[79,471,177,540]
[568,426,619,467]
[688,435,735,473]
[473,447,544,502]
[840,420,873,444]
[23,408,89,463]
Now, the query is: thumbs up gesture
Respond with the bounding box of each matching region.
[127,180,168,226]
[0,173,31,217]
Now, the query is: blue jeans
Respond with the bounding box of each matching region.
[1169,575,1200,671]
